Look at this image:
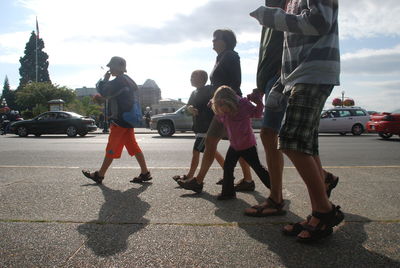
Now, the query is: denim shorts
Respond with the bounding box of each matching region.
[262,75,287,133]
[278,84,333,155]
[193,136,206,152]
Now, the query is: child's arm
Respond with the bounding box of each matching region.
[246,90,264,118]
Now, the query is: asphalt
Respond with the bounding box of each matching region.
[0,131,399,267]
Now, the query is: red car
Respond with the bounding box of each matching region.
[366,112,400,139]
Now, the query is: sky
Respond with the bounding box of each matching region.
[0,0,400,112]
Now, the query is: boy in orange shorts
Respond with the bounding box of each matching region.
[82,56,151,184]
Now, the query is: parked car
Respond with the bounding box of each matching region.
[150,105,264,137]
[366,112,400,139]
[150,106,192,137]
[9,111,97,137]
[319,107,370,135]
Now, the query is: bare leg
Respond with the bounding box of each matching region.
[195,135,220,183]
[187,150,200,178]
[262,128,283,203]
[239,158,253,182]
[284,150,331,212]
[244,127,284,215]
[98,156,114,177]
[134,152,149,174]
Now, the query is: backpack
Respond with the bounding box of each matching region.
[122,88,143,127]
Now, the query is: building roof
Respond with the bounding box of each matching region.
[141,79,159,89]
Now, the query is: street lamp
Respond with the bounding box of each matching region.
[341,90,345,107]
[1,98,7,107]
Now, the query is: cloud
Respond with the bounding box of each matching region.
[341,45,400,75]
[339,0,400,39]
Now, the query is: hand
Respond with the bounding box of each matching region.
[247,89,263,103]
[103,71,111,81]
[249,6,265,24]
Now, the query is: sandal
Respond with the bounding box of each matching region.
[130,172,152,183]
[172,175,187,182]
[325,172,339,198]
[282,215,312,236]
[244,197,286,217]
[296,205,344,243]
[82,170,104,184]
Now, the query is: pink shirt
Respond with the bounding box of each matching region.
[216,92,264,151]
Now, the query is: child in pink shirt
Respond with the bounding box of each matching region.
[212,86,271,200]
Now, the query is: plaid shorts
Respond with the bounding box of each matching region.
[278,84,333,155]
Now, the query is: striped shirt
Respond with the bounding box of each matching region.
[251,0,340,91]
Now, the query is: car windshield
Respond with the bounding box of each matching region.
[174,106,186,114]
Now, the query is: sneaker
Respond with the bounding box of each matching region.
[178,178,203,193]
[234,179,255,192]
[130,172,152,183]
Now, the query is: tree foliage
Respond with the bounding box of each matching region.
[1,76,16,109]
[66,96,103,117]
[15,82,75,111]
[18,31,50,88]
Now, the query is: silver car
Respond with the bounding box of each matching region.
[150,106,193,136]
[319,107,370,135]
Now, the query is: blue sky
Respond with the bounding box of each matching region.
[1,0,399,112]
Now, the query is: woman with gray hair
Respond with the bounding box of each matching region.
[179,29,262,194]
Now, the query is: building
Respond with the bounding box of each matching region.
[138,79,161,110]
[151,98,186,115]
[75,87,97,97]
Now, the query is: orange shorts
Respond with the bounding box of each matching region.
[105,124,142,158]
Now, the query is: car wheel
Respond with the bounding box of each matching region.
[79,132,88,137]
[157,121,174,137]
[66,126,78,137]
[379,132,393,139]
[34,133,41,137]
[351,124,364,136]
[17,126,28,137]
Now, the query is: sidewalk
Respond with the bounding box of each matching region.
[1,165,399,267]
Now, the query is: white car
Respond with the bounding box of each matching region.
[319,107,370,135]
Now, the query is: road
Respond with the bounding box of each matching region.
[1,132,399,167]
[0,132,399,267]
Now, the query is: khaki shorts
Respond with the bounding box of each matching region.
[206,116,228,139]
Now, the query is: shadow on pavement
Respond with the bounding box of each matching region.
[77,183,150,257]
[191,192,399,267]
[242,212,400,267]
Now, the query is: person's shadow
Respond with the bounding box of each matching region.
[184,192,400,267]
[77,183,150,257]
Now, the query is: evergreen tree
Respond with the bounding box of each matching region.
[1,76,16,110]
[18,31,50,88]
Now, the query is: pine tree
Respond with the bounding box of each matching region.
[18,31,50,88]
[1,76,16,110]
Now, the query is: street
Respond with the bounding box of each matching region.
[0,131,399,267]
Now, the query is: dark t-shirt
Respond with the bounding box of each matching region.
[210,50,242,96]
[97,74,139,128]
[187,85,215,134]
[256,0,285,91]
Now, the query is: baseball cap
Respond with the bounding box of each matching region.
[106,56,127,72]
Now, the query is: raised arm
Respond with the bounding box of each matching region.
[250,0,338,36]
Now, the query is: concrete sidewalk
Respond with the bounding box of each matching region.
[0,165,399,267]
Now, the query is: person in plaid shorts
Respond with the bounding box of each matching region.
[250,0,344,242]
